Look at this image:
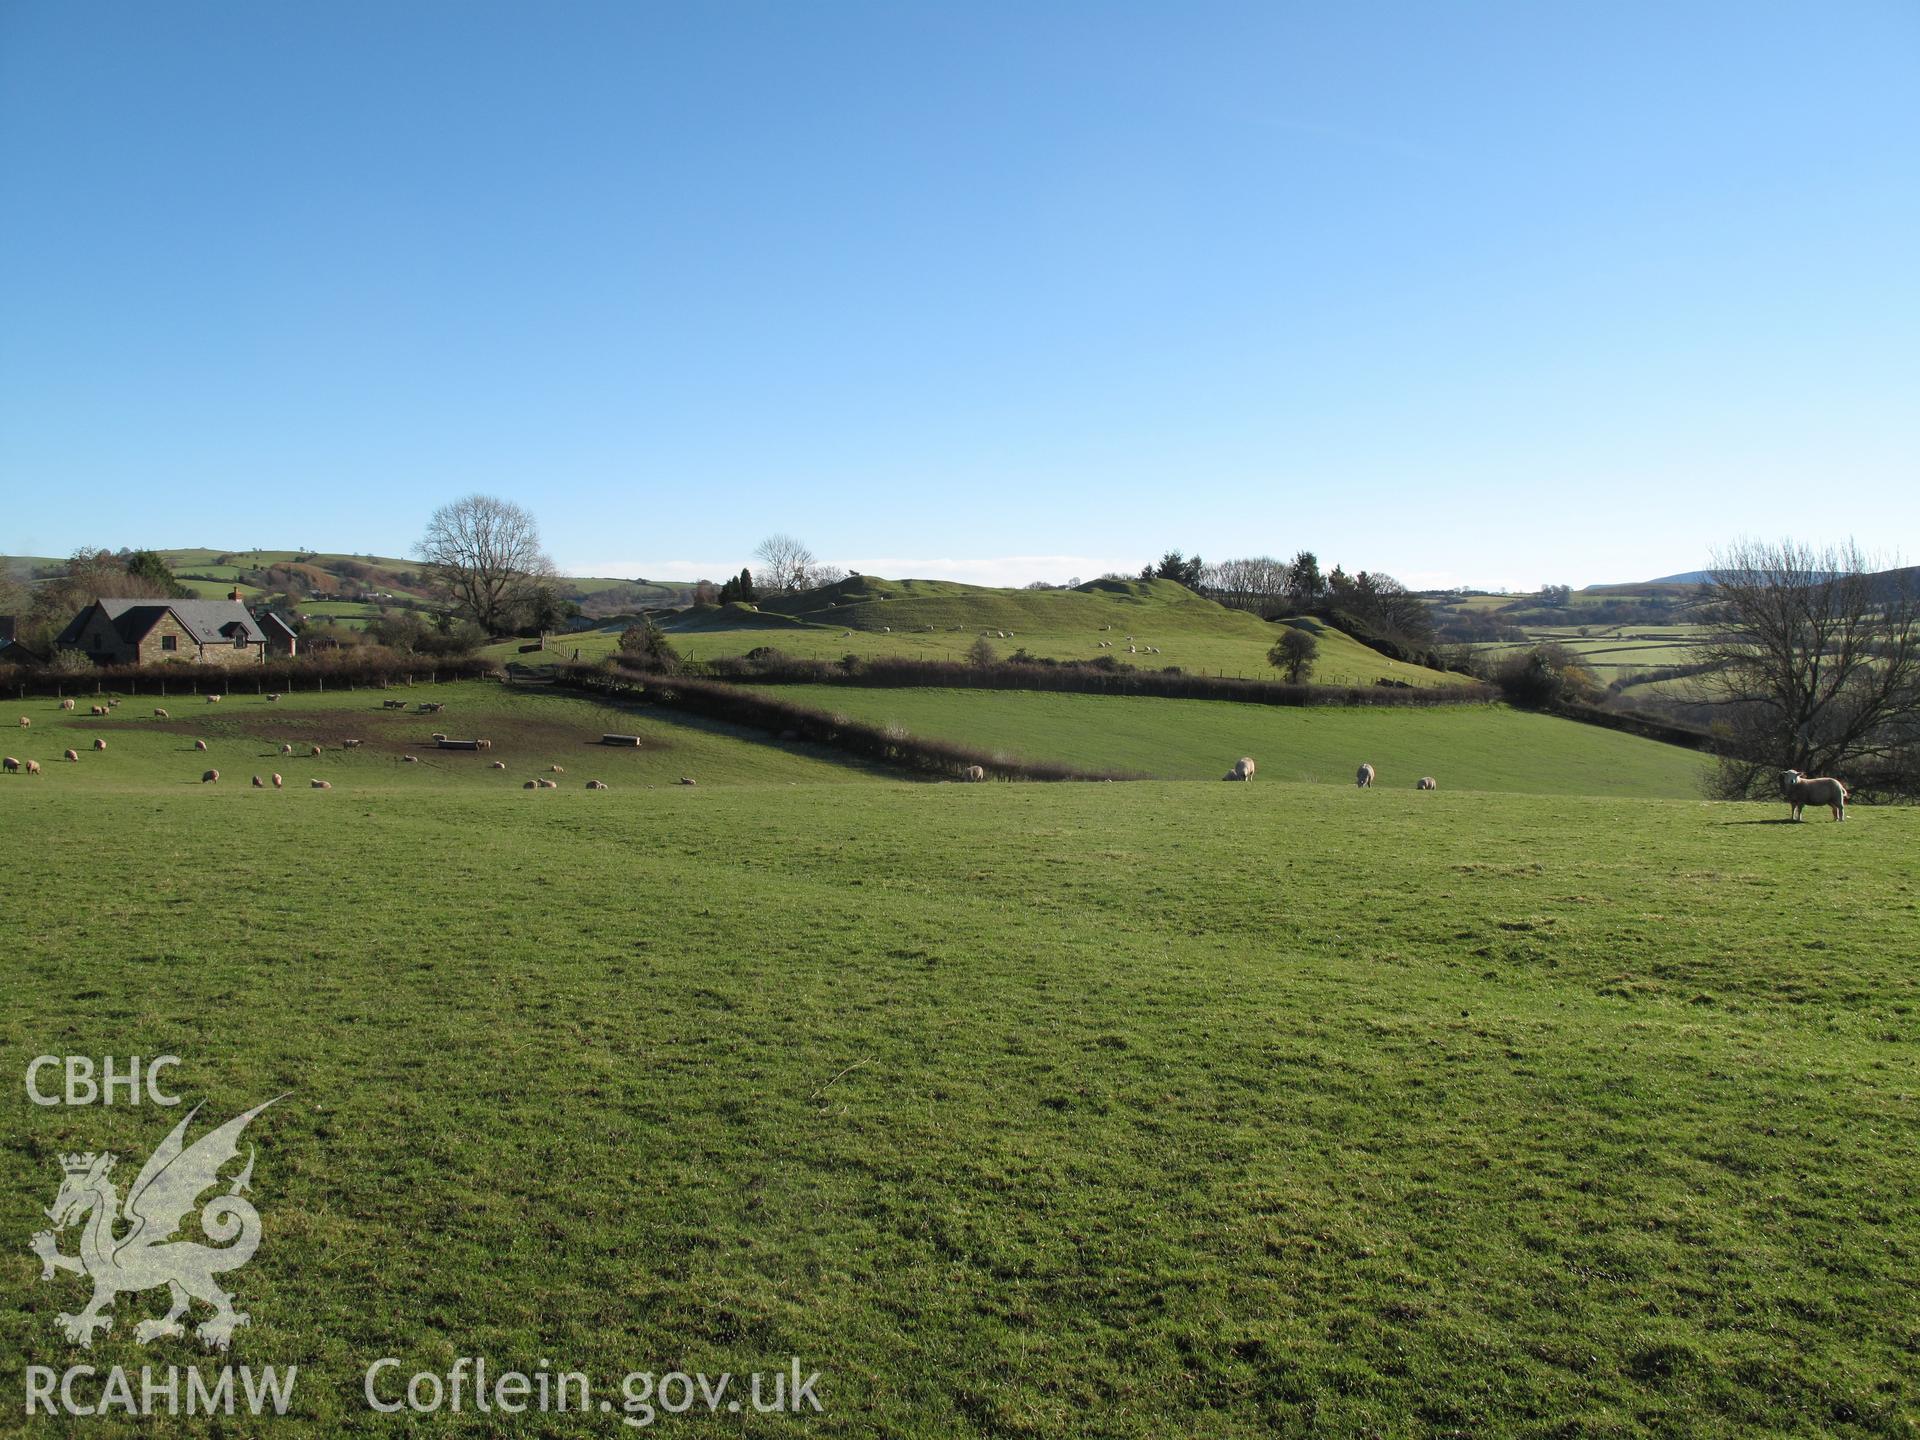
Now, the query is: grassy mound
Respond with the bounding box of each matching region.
[611,576,1468,687]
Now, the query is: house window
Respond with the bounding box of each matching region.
[161,635,177,652]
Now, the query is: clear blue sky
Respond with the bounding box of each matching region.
[3,1,1915,590]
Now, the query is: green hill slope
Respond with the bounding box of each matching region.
[631,576,1467,687]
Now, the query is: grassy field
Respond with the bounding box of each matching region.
[0,715,1912,1436]
[0,681,885,791]
[749,686,1712,797]
[493,578,1472,689]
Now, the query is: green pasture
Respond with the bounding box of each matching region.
[0,741,1912,1436]
[751,686,1712,797]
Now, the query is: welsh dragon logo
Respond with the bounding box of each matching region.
[30,1097,283,1351]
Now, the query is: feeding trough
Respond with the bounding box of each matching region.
[601,734,643,747]
[436,738,481,751]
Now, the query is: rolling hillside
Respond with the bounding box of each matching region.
[519,577,1472,687]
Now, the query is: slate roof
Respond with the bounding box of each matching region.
[57,599,267,649]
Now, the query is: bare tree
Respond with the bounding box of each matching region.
[1696,538,1920,797]
[753,534,817,593]
[416,495,556,635]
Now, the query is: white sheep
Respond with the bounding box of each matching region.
[63,748,79,762]
[205,694,222,704]
[153,708,170,719]
[524,779,538,789]
[586,779,609,790]
[17,716,28,728]
[90,705,108,716]
[193,739,209,752]
[281,743,294,755]
[1234,756,1256,781]
[60,698,75,711]
[3,756,20,773]
[401,754,419,763]
[201,769,219,783]
[342,739,363,749]
[251,775,264,787]
[1356,763,1375,788]
[309,745,322,757]
[266,692,282,702]
[1781,769,1848,822]
[24,759,40,775]
[93,738,107,751]
[490,760,507,770]
[1417,776,1437,791]
[272,772,283,788]
[962,765,986,782]
[310,778,331,789]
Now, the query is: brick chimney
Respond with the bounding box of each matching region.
[229,586,243,602]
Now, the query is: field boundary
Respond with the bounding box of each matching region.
[616,653,1496,707]
[0,654,499,699]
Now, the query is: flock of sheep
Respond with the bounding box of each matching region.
[1218,757,1437,790]
[2,694,623,794]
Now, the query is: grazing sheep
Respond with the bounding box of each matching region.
[281,743,294,755]
[1127,645,1137,654]
[17,716,28,728]
[310,778,331,789]
[153,708,170,719]
[1782,769,1848,822]
[25,759,41,775]
[401,754,419,763]
[1417,776,1437,791]
[193,739,209,752]
[475,738,492,750]
[309,746,322,757]
[524,779,538,789]
[1234,756,1256,781]
[678,776,697,786]
[1356,763,1375,788]
[272,773,283,788]
[60,698,75,711]
[266,692,282,702]
[490,760,507,770]
[538,778,558,789]
[251,775,264,787]
[201,769,219,783]
[3,756,20,773]
[962,765,986,782]
[549,764,565,774]
[63,748,79,762]
[881,626,891,633]
[342,739,363,749]
[431,733,447,743]
[90,705,108,716]
[586,779,609,790]
[92,738,107,751]
[205,694,222,704]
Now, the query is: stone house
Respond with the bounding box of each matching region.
[56,596,270,668]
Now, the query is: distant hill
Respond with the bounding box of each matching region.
[0,548,694,626]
